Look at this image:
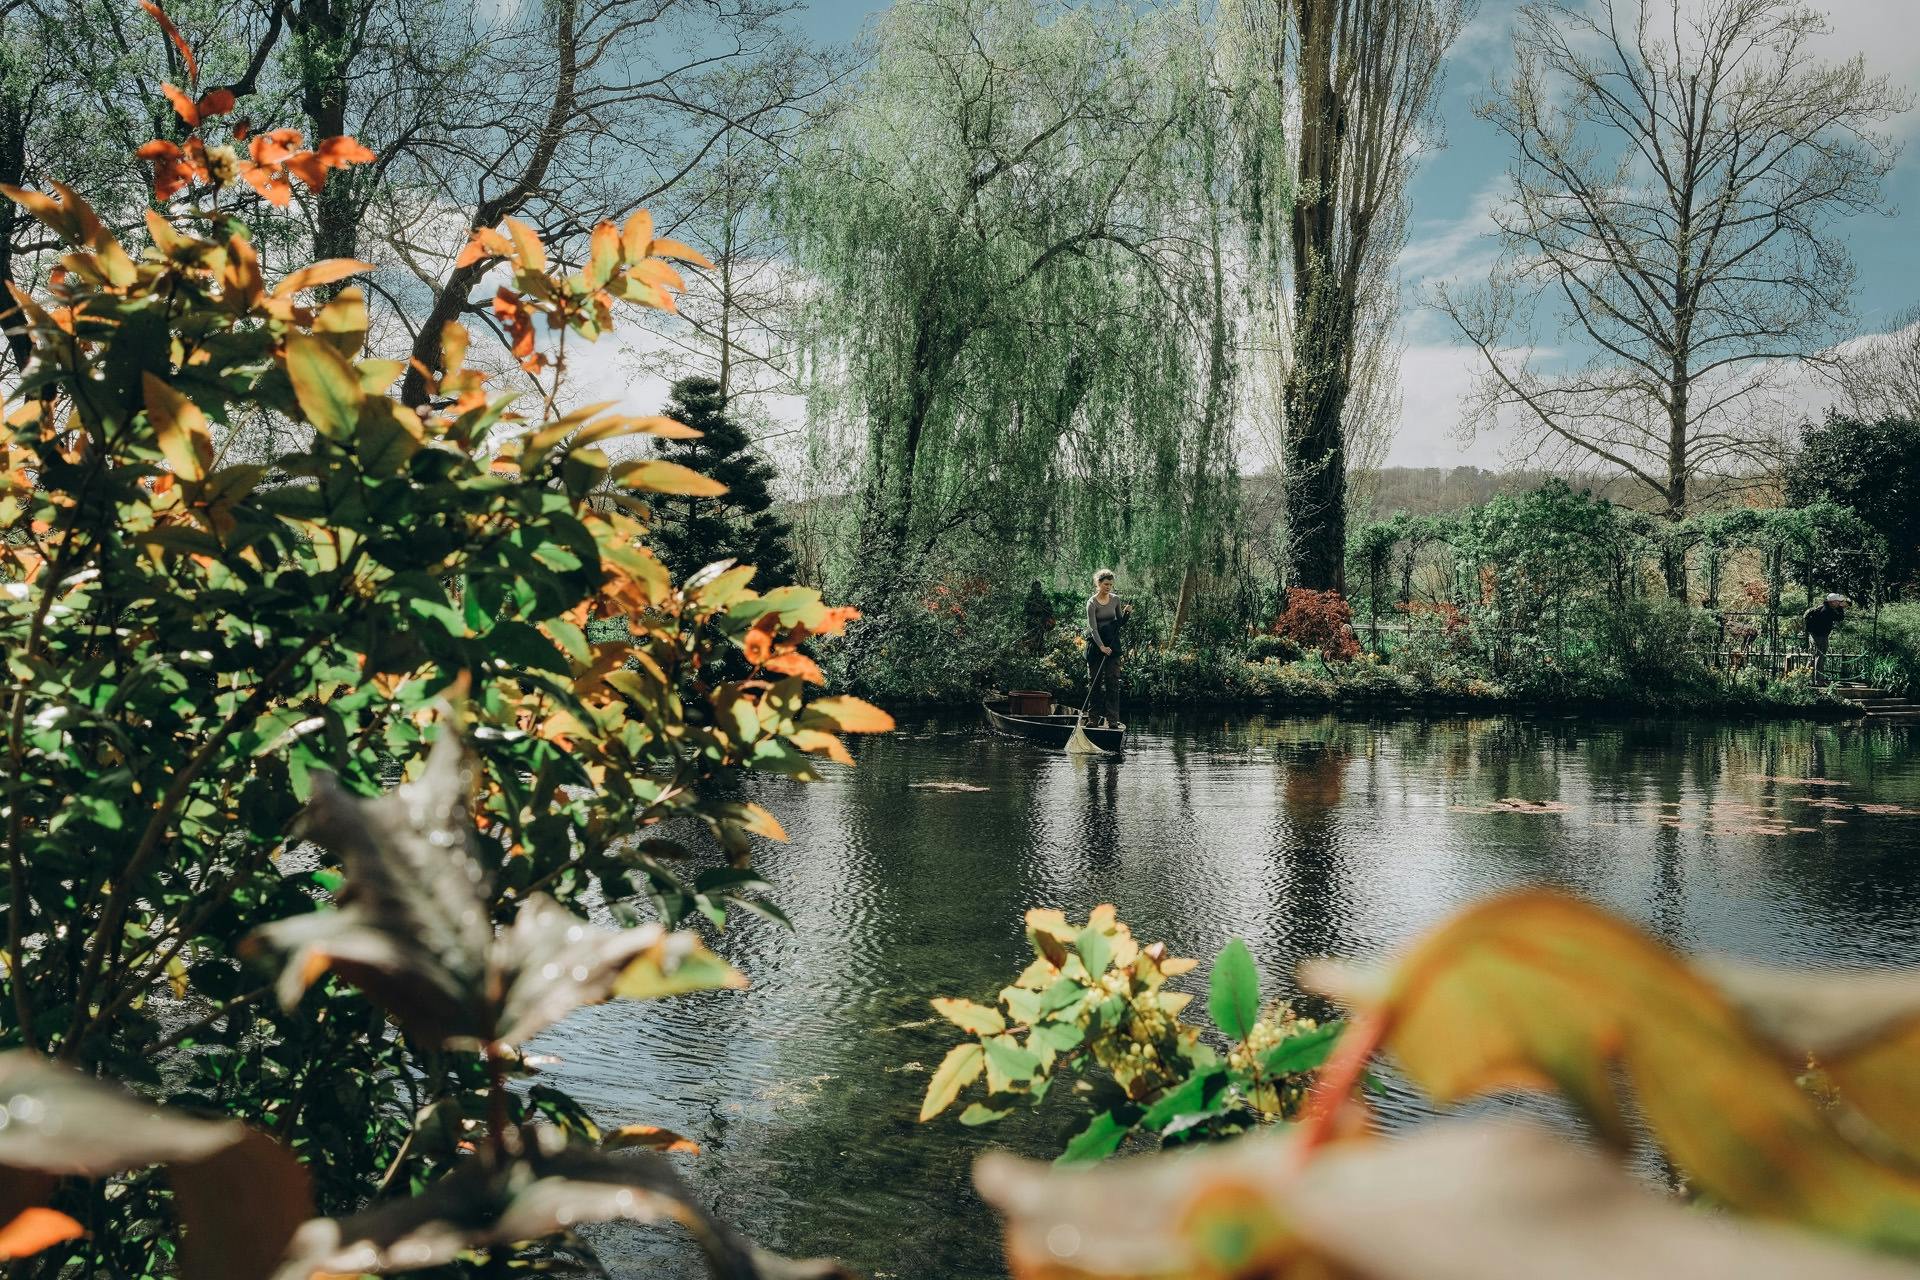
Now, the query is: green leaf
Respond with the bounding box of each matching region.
[1208,937,1260,1042]
[1140,1066,1232,1134]
[959,1102,1014,1126]
[983,1034,1043,1094]
[1029,1020,1086,1057]
[1040,977,1086,1017]
[1260,1021,1345,1076]
[1076,927,1112,980]
[485,621,570,675]
[284,333,364,439]
[1054,1108,1139,1165]
[920,1043,984,1121]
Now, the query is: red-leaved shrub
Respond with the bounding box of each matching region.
[1273,588,1360,661]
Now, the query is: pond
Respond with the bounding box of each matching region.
[543,712,1920,1278]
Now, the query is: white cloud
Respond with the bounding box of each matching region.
[1387,343,1520,467]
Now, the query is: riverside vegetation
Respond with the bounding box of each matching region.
[0,40,888,1275]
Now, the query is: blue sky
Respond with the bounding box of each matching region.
[786,0,1920,468]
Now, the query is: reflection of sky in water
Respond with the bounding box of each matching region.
[536,714,1920,1278]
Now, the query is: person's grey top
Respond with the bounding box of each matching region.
[1086,593,1122,647]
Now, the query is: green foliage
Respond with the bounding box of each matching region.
[647,376,797,588]
[1786,411,1920,592]
[918,907,1341,1164]
[0,91,885,1274]
[1859,603,1920,696]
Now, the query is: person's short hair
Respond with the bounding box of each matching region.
[1093,568,1115,587]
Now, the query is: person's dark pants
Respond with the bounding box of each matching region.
[1810,631,1830,684]
[1087,647,1120,724]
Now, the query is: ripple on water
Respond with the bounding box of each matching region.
[542,712,1920,1277]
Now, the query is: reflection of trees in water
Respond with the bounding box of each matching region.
[1265,726,1356,978]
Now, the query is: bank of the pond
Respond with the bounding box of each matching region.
[868,652,1865,721]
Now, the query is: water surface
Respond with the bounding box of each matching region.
[543,712,1920,1277]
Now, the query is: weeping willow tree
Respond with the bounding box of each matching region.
[780,0,1254,676]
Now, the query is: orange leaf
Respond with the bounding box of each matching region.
[742,629,772,665]
[604,1125,702,1155]
[649,236,714,270]
[811,605,862,638]
[196,87,236,119]
[315,135,375,167]
[283,151,327,192]
[0,1207,85,1259]
[240,164,292,207]
[140,1,198,81]
[249,128,302,166]
[764,651,824,685]
[587,222,620,286]
[222,234,265,305]
[620,208,654,261]
[161,82,200,127]
[453,226,512,270]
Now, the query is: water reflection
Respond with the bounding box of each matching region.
[549,713,1920,1278]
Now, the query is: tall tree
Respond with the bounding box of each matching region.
[1226,0,1468,592]
[779,0,1199,676]
[1438,0,1909,547]
[649,376,797,587]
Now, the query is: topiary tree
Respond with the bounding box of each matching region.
[648,376,797,588]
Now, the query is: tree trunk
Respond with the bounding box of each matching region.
[0,64,33,374]
[294,0,358,274]
[1281,0,1352,595]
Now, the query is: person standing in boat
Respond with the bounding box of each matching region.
[1084,569,1129,727]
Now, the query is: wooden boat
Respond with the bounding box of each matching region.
[982,697,1126,752]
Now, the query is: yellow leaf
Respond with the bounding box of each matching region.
[920,1042,984,1122]
[649,236,715,269]
[442,320,469,373]
[587,222,620,287]
[612,933,748,1002]
[787,728,854,766]
[313,287,369,357]
[283,333,364,440]
[932,997,1006,1036]
[355,359,405,395]
[806,696,895,734]
[141,373,212,482]
[271,258,374,298]
[503,216,546,272]
[620,208,654,261]
[574,414,701,445]
[1306,889,1920,1251]
[612,458,726,497]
